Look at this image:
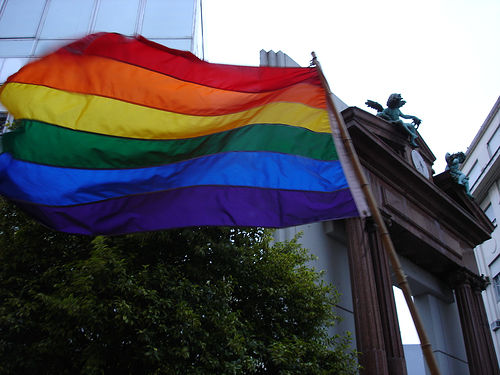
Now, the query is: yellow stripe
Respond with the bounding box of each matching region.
[0,83,331,139]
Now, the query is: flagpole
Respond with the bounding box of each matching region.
[311,52,441,375]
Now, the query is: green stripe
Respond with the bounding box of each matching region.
[3,120,337,169]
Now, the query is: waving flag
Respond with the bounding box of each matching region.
[0,33,360,235]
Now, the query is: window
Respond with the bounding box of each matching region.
[40,0,94,39]
[0,0,46,38]
[149,38,191,51]
[94,0,140,35]
[142,0,194,38]
[467,160,481,187]
[33,39,70,56]
[0,40,34,57]
[0,57,30,81]
[484,203,497,226]
[0,111,8,133]
[493,274,500,302]
[488,125,500,157]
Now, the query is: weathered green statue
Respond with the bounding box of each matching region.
[445,152,473,198]
[366,94,422,147]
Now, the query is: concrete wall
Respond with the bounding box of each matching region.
[274,221,356,348]
[404,345,426,375]
[401,256,469,374]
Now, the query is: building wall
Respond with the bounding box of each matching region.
[0,0,203,88]
[404,345,426,375]
[461,97,500,364]
[274,222,356,348]
[399,256,468,374]
[275,223,470,374]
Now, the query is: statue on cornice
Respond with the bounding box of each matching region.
[365,94,421,148]
[445,152,473,198]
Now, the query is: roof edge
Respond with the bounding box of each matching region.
[465,96,500,159]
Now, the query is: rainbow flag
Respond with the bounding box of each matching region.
[0,33,360,235]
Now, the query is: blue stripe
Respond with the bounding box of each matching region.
[0,152,348,206]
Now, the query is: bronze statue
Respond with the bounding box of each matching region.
[445,152,473,198]
[366,94,421,147]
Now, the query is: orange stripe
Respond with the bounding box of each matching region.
[8,52,326,116]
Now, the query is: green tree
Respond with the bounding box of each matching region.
[0,198,358,374]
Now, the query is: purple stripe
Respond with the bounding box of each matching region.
[13,186,358,235]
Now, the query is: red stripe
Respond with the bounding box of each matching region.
[62,33,321,93]
[6,53,326,116]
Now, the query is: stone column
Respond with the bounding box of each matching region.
[451,269,500,375]
[471,276,500,373]
[347,217,396,375]
[365,218,408,375]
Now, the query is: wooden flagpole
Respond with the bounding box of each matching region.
[311,52,441,375]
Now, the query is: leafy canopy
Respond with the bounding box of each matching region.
[0,198,358,374]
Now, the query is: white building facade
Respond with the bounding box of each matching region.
[461,96,500,364]
[0,0,203,91]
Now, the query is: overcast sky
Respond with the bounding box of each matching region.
[203,0,499,345]
[203,0,500,173]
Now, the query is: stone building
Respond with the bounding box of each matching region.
[275,104,498,374]
[265,52,499,374]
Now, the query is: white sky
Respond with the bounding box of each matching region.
[202,0,500,173]
[203,0,500,346]
[394,286,420,344]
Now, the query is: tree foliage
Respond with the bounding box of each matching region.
[0,198,358,374]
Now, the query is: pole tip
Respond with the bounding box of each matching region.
[310,52,318,67]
